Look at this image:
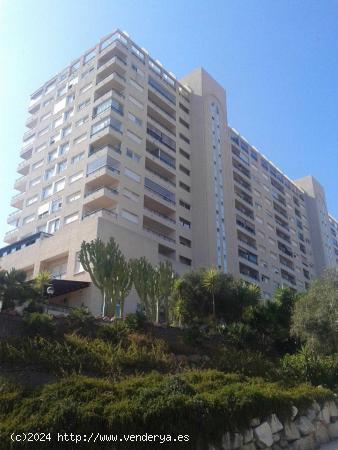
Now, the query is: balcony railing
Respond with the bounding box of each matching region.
[146,148,176,169]
[145,168,176,187]
[143,226,176,244]
[147,123,176,152]
[86,164,120,178]
[89,144,121,158]
[82,208,118,220]
[143,207,176,224]
[84,186,118,198]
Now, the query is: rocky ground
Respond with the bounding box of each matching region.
[319,442,338,449]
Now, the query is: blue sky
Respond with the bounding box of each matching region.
[0,0,337,245]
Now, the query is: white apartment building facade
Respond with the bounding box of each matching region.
[1,29,336,314]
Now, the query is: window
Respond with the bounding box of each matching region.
[131,64,145,77]
[26,195,38,206]
[129,95,143,109]
[121,209,139,224]
[179,217,191,229]
[64,212,79,225]
[129,78,144,92]
[35,142,47,154]
[75,116,89,127]
[42,184,53,199]
[69,171,83,184]
[179,133,190,144]
[32,159,44,171]
[57,160,67,173]
[62,125,71,138]
[179,236,191,248]
[50,198,62,213]
[78,98,90,110]
[126,148,141,163]
[124,167,141,183]
[47,218,60,233]
[80,82,93,94]
[38,202,50,219]
[38,126,49,137]
[66,94,75,105]
[54,178,66,192]
[67,191,81,203]
[57,85,67,98]
[74,253,84,272]
[179,102,189,114]
[179,181,190,192]
[30,177,41,188]
[45,166,55,180]
[179,148,190,160]
[73,133,87,145]
[23,214,35,225]
[179,164,190,176]
[127,129,142,144]
[59,142,70,156]
[41,111,52,122]
[128,112,142,127]
[53,115,63,129]
[179,255,191,266]
[179,117,190,129]
[123,188,139,203]
[64,108,74,121]
[71,152,84,164]
[179,199,191,210]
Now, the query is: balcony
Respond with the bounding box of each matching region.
[98,38,128,63]
[14,175,28,192]
[235,199,254,220]
[83,186,119,210]
[237,230,257,250]
[233,171,251,192]
[86,165,120,190]
[94,71,125,99]
[144,177,175,206]
[90,116,123,149]
[234,186,253,206]
[281,269,296,286]
[11,192,25,209]
[232,158,251,179]
[147,122,176,152]
[4,228,20,244]
[239,262,259,282]
[143,206,176,228]
[7,210,21,225]
[82,208,118,223]
[148,99,176,127]
[28,100,40,115]
[20,145,33,160]
[143,226,176,247]
[17,159,30,175]
[148,76,176,111]
[94,88,125,106]
[236,215,255,235]
[145,167,176,188]
[97,55,127,83]
[25,115,38,129]
[89,144,121,159]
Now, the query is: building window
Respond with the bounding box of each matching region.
[26,195,39,206]
[57,160,67,173]
[126,148,141,163]
[50,198,62,213]
[78,98,90,110]
[30,177,41,188]
[67,191,81,203]
[129,95,143,110]
[127,129,142,144]
[52,178,65,193]
[179,255,191,266]
[47,218,60,234]
[179,181,190,192]
[179,199,191,210]
[179,236,191,248]
[179,148,190,160]
[123,188,139,203]
[71,152,85,164]
[64,212,79,225]
[121,209,139,224]
[73,133,87,145]
[124,167,141,183]
[179,217,191,229]
[42,184,53,199]
[69,171,83,184]
[128,112,142,127]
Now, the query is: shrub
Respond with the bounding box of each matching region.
[23,312,55,337]
[280,348,338,388]
[124,311,149,332]
[97,321,128,345]
[182,325,205,346]
[0,371,332,449]
[215,347,278,379]
[66,308,97,336]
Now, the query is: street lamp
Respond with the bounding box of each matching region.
[46,284,55,313]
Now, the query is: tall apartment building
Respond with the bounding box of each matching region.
[1,29,336,314]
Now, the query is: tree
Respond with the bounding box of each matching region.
[131,257,157,320]
[79,238,132,317]
[156,261,176,324]
[33,271,52,303]
[0,268,32,310]
[202,267,221,319]
[291,270,338,355]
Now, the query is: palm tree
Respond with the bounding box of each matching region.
[202,267,221,320]
[0,268,28,310]
[34,271,52,303]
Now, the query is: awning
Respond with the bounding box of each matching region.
[45,279,90,297]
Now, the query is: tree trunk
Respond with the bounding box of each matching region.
[212,292,216,319]
[102,292,106,317]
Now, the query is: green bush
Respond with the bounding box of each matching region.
[215,347,278,379]
[279,348,338,388]
[23,312,55,337]
[0,333,172,376]
[66,308,97,336]
[0,370,332,449]
[124,311,149,332]
[97,321,128,345]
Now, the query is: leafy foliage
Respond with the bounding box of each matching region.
[291,269,338,354]
[23,312,56,337]
[0,268,33,310]
[0,370,332,449]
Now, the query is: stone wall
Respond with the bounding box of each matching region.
[208,400,338,450]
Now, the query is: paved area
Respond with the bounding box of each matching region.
[319,441,338,450]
